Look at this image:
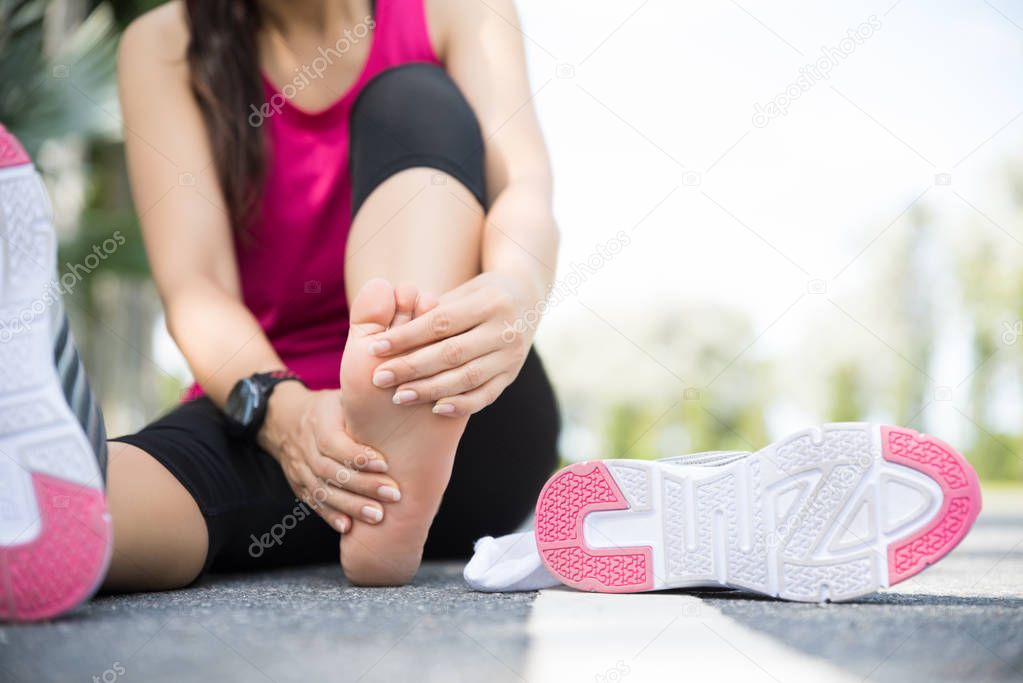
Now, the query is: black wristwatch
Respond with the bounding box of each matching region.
[224,370,304,439]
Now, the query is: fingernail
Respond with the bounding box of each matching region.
[392,389,418,404]
[361,505,383,523]
[432,403,456,415]
[368,339,391,355]
[336,518,350,533]
[365,458,388,473]
[377,485,401,502]
[372,370,395,388]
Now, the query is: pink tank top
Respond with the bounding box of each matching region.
[186,0,440,398]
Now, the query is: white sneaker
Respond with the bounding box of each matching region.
[0,124,111,621]
[534,422,981,602]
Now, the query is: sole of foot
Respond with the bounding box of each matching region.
[338,278,468,585]
[0,157,111,621]
[535,422,981,602]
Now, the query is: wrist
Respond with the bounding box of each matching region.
[486,269,547,341]
[488,267,545,308]
[257,381,312,459]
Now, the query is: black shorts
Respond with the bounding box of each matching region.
[112,64,560,574]
[112,348,558,573]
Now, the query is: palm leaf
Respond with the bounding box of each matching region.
[0,0,119,155]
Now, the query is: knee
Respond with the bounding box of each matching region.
[350,63,485,216]
[351,63,479,137]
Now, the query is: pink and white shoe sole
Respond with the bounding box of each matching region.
[0,127,112,621]
[535,423,981,602]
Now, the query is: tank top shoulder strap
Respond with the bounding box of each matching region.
[368,0,441,70]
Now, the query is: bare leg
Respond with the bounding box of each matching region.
[101,442,208,592]
[340,168,483,585]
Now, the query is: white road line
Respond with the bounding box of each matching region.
[524,589,858,682]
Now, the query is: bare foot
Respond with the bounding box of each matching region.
[339,278,468,585]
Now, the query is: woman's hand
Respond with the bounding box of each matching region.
[258,382,402,532]
[366,272,540,417]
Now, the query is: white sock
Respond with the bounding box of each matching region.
[462,531,559,592]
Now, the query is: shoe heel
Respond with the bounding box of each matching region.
[535,461,653,593]
[881,426,982,585]
[0,474,111,621]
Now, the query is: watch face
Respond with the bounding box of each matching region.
[226,377,261,428]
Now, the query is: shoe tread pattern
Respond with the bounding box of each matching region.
[0,474,110,621]
[882,426,981,584]
[535,462,653,592]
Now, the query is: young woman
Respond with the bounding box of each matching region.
[3,0,982,622]
[0,0,560,619]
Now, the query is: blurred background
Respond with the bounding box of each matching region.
[3,0,1021,482]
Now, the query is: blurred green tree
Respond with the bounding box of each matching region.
[2,0,177,431]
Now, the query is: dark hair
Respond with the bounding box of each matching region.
[184,0,265,236]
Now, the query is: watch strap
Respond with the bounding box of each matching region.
[228,370,305,439]
[259,369,303,388]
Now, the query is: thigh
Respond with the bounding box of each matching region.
[109,398,339,578]
[103,442,208,592]
[424,348,560,558]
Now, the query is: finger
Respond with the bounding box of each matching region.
[296,468,354,532]
[315,429,388,473]
[392,352,505,405]
[369,289,490,356]
[391,282,420,327]
[371,327,498,388]
[313,457,402,503]
[304,475,387,525]
[436,277,483,304]
[432,374,511,417]
[310,391,390,472]
[358,450,389,473]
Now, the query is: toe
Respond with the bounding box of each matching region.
[349,278,396,337]
[392,282,420,327]
[414,290,439,318]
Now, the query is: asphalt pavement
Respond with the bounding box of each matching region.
[2,490,1020,682]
